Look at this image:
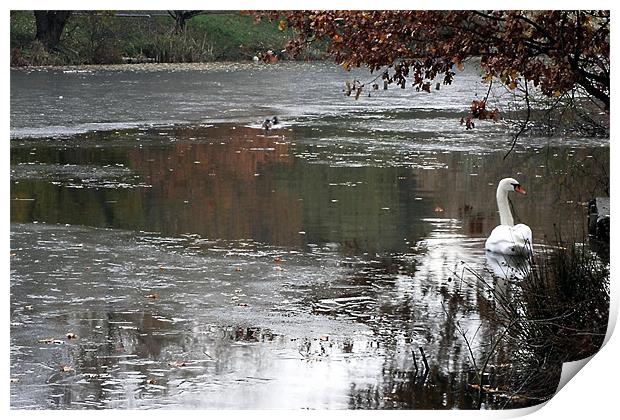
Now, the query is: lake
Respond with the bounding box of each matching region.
[10,62,609,409]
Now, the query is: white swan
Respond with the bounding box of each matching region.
[485,178,533,255]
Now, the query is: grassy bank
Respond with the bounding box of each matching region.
[10,11,295,66]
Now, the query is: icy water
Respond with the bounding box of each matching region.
[10,62,609,409]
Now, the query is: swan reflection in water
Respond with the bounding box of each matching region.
[484,250,532,281]
[484,250,532,318]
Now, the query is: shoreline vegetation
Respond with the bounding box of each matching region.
[469,240,609,407]
[10,11,308,67]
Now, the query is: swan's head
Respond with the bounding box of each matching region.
[499,177,527,195]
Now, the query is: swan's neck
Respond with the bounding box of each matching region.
[496,188,514,226]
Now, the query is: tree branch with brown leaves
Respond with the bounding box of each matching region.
[258,10,609,145]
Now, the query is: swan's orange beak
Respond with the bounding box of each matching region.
[514,185,527,195]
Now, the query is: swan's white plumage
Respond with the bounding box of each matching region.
[485,223,532,255]
[485,177,533,256]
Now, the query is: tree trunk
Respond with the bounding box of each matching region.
[168,10,203,34]
[174,15,188,33]
[34,11,72,50]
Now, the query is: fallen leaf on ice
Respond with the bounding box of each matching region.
[168,361,187,368]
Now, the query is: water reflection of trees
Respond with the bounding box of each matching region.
[12,126,607,254]
[348,366,475,409]
[298,246,497,408]
[12,124,437,254]
[128,125,303,245]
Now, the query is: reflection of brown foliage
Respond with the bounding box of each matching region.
[459,205,484,235]
[128,124,303,245]
[467,215,484,235]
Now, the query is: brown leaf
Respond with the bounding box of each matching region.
[168,361,187,368]
[60,365,73,372]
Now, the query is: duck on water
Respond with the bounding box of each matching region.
[262,117,280,131]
